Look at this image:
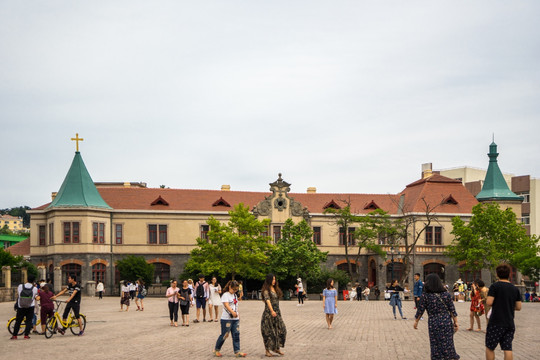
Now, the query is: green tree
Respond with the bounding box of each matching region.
[0,224,13,235]
[512,235,540,281]
[446,202,537,278]
[184,203,273,280]
[269,218,328,282]
[0,248,19,267]
[324,201,358,279]
[116,255,154,286]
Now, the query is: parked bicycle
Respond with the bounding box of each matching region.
[44,300,86,338]
[7,316,40,336]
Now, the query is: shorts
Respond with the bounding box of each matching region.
[196,298,207,308]
[62,302,80,320]
[180,303,190,315]
[137,294,145,299]
[486,323,515,351]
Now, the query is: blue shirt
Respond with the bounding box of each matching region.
[413,279,423,297]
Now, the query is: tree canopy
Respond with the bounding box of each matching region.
[269,218,328,281]
[184,203,273,280]
[446,202,539,278]
[116,255,154,286]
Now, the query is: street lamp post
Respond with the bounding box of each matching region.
[390,247,395,282]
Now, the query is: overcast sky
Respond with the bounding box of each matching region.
[1,1,539,209]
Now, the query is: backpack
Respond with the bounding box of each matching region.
[196,281,206,299]
[19,285,34,308]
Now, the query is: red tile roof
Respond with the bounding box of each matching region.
[400,174,478,213]
[7,238,30,256]
[33,175,477,215]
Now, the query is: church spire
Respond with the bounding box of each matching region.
[47,142,111,210]
[476,141,522,202]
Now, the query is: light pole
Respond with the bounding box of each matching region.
[390,246,395,282]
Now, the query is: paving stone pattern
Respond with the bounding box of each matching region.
[1,296,539,359]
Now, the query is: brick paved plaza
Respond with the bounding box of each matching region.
[1,296,539,359]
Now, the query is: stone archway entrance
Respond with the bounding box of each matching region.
[368,259,377,287]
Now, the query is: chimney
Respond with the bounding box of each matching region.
[422,163,433,179]
[221,185,231,191]
[307,187,317,193]
[51,192,57,200]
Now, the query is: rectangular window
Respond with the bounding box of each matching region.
[261,226,269,238]
[48,223,54,245]
[522,214,530,225]
[339,227,356,245]
[520,192,530,203]
[313,226,321,245]
[39,225,46,246]
[115,224,123,244]
[93,223,105,243]
[72,222,80,243]
[273,226,281,243]
[148,225,157,244]
[64,222,71,243]
[201,225,210,240]
[425,226,433,245]
[378,232,386,245]
[159,225,168,244]
[434,226,442,245]
[93,223,99,243]
[99,223,105,243]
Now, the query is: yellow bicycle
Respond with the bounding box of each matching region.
[44,300,86,338]
[7,316,41,336]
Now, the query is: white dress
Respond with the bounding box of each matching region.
[209,284,222,306]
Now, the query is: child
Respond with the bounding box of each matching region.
[322,278,338,329]
[213,280,246,358]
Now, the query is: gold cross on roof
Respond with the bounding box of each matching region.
[71,133,84,152]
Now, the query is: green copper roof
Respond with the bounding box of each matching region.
[47,152,112,210]
[476,142,522,202]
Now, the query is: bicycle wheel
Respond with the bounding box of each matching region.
[44,317,56,339]
[69,314,86,335]
[8,317,25,336]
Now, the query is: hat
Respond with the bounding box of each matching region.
[297,278,302,282]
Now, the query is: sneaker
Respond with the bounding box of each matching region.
[24,335,30,339]
[402,317,407,320]
[10,336,17,340]
[234,352,247,357]
[78,331,84,336]
[193,319,200,323]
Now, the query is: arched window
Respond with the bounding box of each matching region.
[424,263,445,282]
[61,264,81,285]
[92,263,106,284]
[458,265,481,283]
[337,262,357,274]
[386,262,404,283]
[153,262,170,284]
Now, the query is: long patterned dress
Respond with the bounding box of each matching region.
[261,290,287,352]
[415,292,460,360]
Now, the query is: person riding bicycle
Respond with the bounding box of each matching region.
[53,275,84,336]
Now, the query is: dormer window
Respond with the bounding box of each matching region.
[442,195,458,205]
[364,200,380,210]
[323,200,341,210]
[151,196,169,206]
[212,197,231,207]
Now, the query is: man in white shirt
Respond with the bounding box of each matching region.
[11,275,38,340]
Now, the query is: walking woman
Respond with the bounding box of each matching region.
[322,278,338,329]
[260,274,287,357]
[135,278,146,311]
[166,280,180,327]
[467,282,483,331]
[213,280,246,358]
[120,281,130,311]
[388,280,406,320]
[413,273,460,360]
[209,277,222,322]
[179,280,193,326]
[295,278,305,306]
